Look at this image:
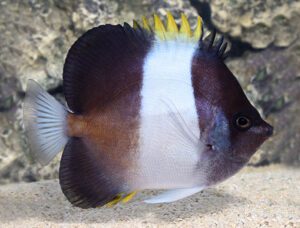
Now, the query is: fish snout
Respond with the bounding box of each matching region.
[260,121,274,138]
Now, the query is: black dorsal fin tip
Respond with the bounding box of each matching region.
[218,42,228,58]
[200,25,204,41]
[207,29,216,50]
[222,50,230,60]
[196,29,230,60]
[123,22,149,46]
[215,36,224,54]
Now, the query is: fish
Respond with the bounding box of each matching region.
[23,12,273,208]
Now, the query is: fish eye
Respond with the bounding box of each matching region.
[234,115,252,131]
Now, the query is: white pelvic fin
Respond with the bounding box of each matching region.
[144,186,203,204]
[23,79,68,165]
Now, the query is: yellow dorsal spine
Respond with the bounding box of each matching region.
[166,12,178,33]
[133,19,139,29]
[193,16,203,40]
[142,16,152,32]
[136,13,203,42]
[104,194,122,207]
[180,13,192,37]
[166,12,179,40]
[154,14,166,40]
[121,191,137,203]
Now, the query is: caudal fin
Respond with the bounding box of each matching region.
[23,79,68,165]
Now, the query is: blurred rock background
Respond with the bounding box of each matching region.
[0,0,299,184]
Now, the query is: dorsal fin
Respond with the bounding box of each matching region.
[135,12,203,41]
[63,24,153,114]
[135,13,229,59]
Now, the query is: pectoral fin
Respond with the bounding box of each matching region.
[144,186,204,204]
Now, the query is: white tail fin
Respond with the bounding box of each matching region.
[23,79,68,165]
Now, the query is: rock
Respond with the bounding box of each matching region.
[0,165,299,226]
[192,0,300,48]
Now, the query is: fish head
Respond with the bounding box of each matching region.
[192,56,273,185]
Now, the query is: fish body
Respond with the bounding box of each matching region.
[23,13,273,208]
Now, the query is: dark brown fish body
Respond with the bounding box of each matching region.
[192,57,272,185]
[23,14,273,208]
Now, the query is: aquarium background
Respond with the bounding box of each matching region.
[0,0,299,184]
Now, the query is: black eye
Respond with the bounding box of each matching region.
[234,115,251,130]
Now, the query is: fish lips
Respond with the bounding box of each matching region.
[256,120,274,138]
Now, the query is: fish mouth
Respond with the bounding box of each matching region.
[261,121,274,138]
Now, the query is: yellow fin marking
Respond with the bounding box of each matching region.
[121,191,137,203]
[166,12,178,33]
[142,16,151,32]
[105,194,122,207]
[166,12,178,40]
[180,13,192,37]
[138,13,203,42]
[194,16,203,40]
[154,14,166,40]
[133,19,139,29]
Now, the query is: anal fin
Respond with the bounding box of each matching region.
[144,187,204,204]
[59,137,125,208]
[104,191,137,207]
[122,191,137,203]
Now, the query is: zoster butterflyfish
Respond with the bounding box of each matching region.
[23,12,273,208]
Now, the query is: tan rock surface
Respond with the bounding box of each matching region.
[0,165,299,227]
[193,0,300,48]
